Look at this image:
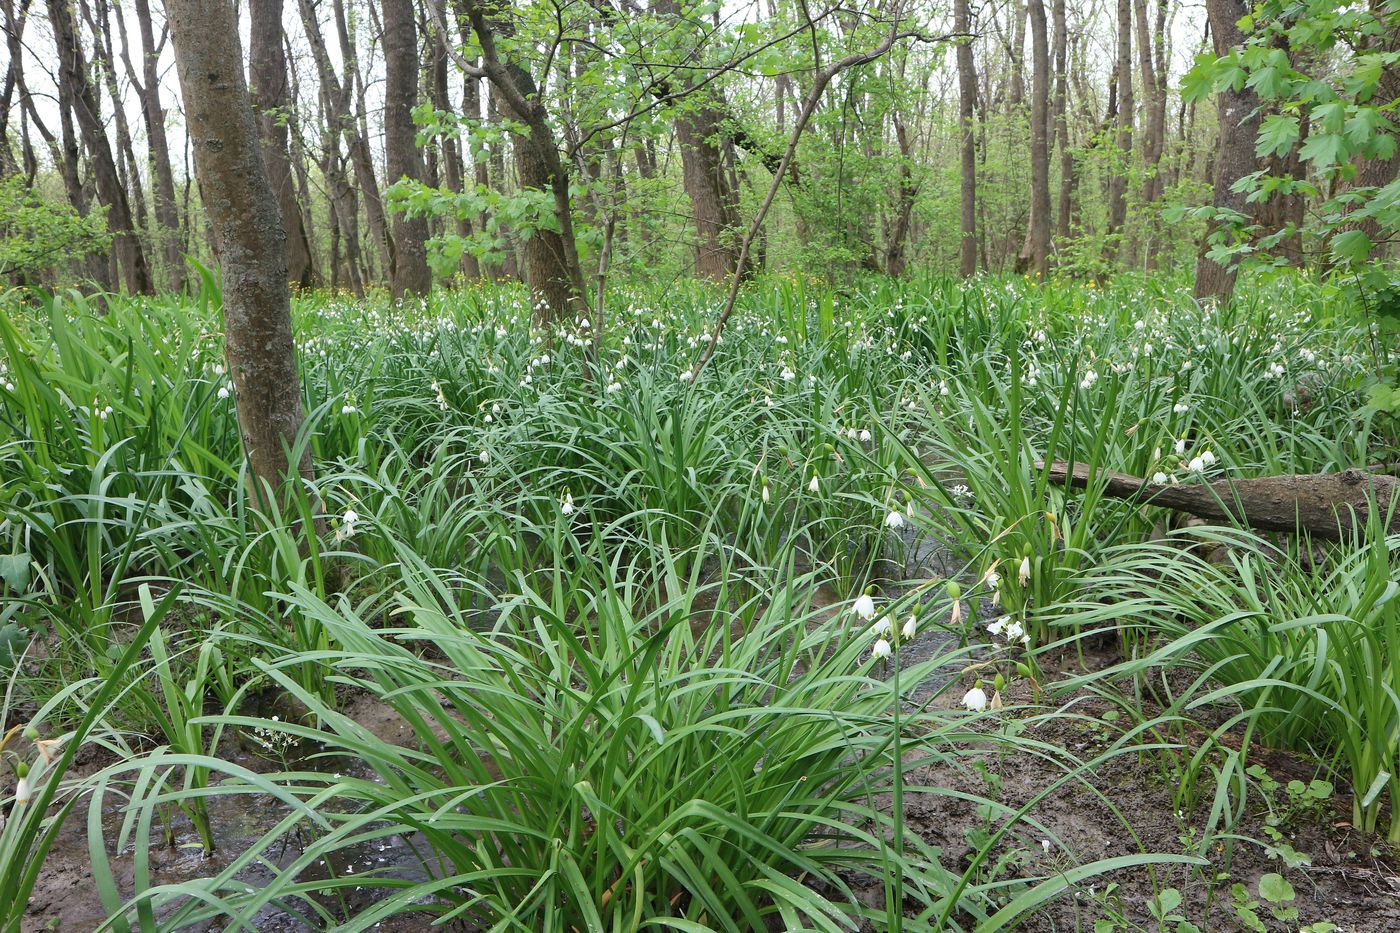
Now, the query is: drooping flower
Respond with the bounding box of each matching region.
[962,687,988,712]
[14,776,31,805]
[871,616,893,637]
[885,510,905,529]
[871,638,892,660]
[853,593,876,620]
[1200,449,1217,467]
[901,615,917,640]
[561,492,576,515]
[1188,456,1205,473]
[1151,472,1168,484]
[808,474,821,493]
[1018,555,1031,587]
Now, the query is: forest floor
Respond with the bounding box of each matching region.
[23,641,1400,932]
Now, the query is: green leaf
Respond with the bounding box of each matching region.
[0,553,29,592]
[1256,114,1301,157]
[1330,229,1373,264]
[1258,873,1295,904]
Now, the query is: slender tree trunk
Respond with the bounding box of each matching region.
[1024,0,1051,276]
[249,0,316,288]
[885,115,918,277]
[382,0,433,297]
[955,0,978,276]
[1105,0,1134,260]
[1051,0,1072,244]
[48,0,151,293]
[457,0,588,323]
[165,0,313,504]
[297,0,393,281]
[86,0,149,249]
[1135,0,1168,268]
[1194,0,1260,302]
[121,0,184,292]
[430,4,479,279]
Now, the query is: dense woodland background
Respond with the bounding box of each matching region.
[1,0,1396,310]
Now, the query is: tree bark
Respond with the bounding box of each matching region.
[430,3,479,279]
[1135,0,1168,268]
[1194,0,1260,303]
[1104,0,1134,261]
[455,0,588,324]
[165,0,314,505]
[955,0,978,276]
[249,0,316,288]
[119,0,184,292]
[48,0,152,293]
[1051,0,1072,244]
[382,0,433,297]
[1025,0,1051,276]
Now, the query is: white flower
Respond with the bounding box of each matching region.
[885,510,905,529]
[1004,620,1025,642]
[761,485,770,504]
[871,638,892,660]
[14,776,30,805]
[901,616,917,640]
[478,450,489,464]
[678,370,694,383]
[1188,456,1205,472]
[343,509,359,526]
[1079,370,1098,390]
[1152,472,1168,484]
[341,404,358,414]
[780,367,796,381]
[853,594,876,620]
[1200,450,1216,466]
[987,616,1007,636]
[1018,556,1031,587]
[962,687,988,712]
[1173,402,1189,414]
[1174,438,1187,455]
[871,616,893,637]
[808,474,821,494]
[217,385,231,400]
[561,492,575,515]
[859,429,872,443]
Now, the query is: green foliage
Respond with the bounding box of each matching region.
[0,176,109,282]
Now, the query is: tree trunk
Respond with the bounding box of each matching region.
[885,115,917,277]
[1025,0,1051,276]
[121,0,184,292]
[1104,0,1133,261]
[382,0,433,297]
[48,0,152,293]
[459,0,588,324]
[249,0,316,288]
[430,4,479,279]
[165,0,314,505]
[296,0,394,282]
[955,0,978,276]
[1135,0,1168,268]
[1194,0,1260,303]
[1051,0,1072,244]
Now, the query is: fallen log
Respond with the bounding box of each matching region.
[1039,461,1400,541]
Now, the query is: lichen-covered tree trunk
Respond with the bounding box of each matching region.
[165,0,314,505]
[1194,0,1261,303]
[249,0,317,289]
[382,0,433,298]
